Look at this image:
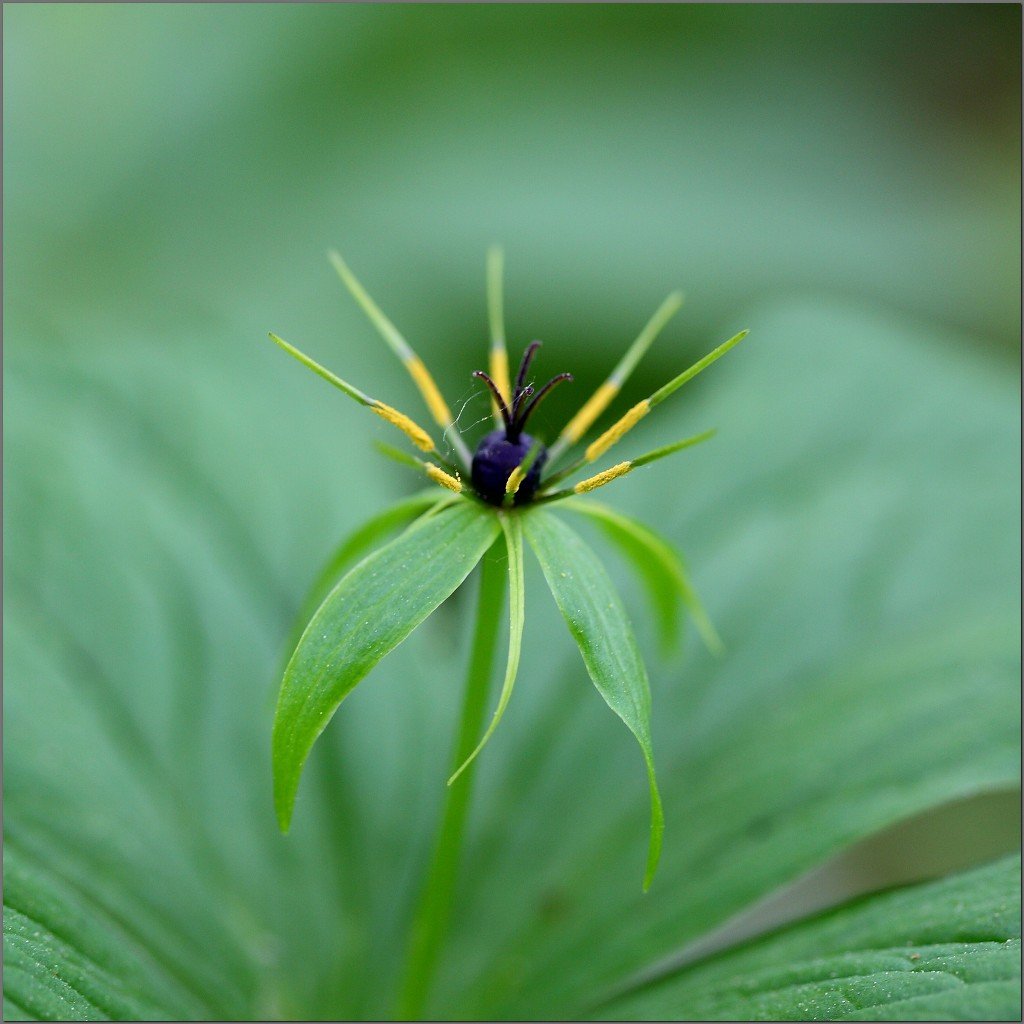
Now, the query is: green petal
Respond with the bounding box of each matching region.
[563,498,723,656]
[523,509,664,890]
[448,513,526,785]
[273,499,500,831]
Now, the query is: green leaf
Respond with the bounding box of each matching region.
[273,499,500,832]
[285,490,457,657]
[562,497,722,655]
[597,855,1021,1021]
[3,8,1019,1014]
[3,842,208,1022]
[448,513,525,785]
[523,509,664,891]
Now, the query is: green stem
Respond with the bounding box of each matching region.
[395,541,506,1019]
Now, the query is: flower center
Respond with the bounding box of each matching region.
[471,430,548,505]
[469,342,572,505]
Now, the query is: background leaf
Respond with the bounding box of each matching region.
[598,855,1021,1021]
[3,843,210,1022]
[4,5,1019,1022]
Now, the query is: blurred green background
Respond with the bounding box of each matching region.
[6,3,1020,364]
[4,5,1020,1020]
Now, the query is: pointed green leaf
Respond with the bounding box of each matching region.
[286,490,458,657]
[273,500,500,831]
[523,509,664,890]
[598,854,1022,1021]
[563,498,722,656]
[448,513,525,785]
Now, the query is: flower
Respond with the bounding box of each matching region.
[270,248,747,888]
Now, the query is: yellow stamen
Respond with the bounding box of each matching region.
[505,463,527,496]
[585,399,650,462]
[573,462,631,494]
[372,403,435,452]
[406,356,453,428]
[490,348,511,406]
[560,381,620,446]
[426,464,463,493]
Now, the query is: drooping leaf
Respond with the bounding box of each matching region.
[523,509,664,890]
[273,499,500,831]
[448,513,526,785]
[597,854,1021,1021]
[562,497,722,655]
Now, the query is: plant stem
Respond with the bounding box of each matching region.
[395,541,506,1020]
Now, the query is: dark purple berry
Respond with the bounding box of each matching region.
[471,430,548,506]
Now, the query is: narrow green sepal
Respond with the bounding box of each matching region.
[649,329,749,407]
[268,332,374,405]
[630,428,716,470]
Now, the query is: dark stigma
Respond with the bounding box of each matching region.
[470,342,572,505]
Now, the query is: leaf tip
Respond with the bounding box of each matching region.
[642,831,663,891]
[272,732,297,833]
[446,738,483,787]
[643,767,665,891]
[642,826,662,891]
[274,801,293,835]
[273,779,295,834]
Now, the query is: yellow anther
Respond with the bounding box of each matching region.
[585,399,650,462]
[573,462,632,494]
[505,463,527,496]
[426,464,463,493]
[406,356,453,428]
[490,348,511,406]
[560,381,620,445]
[372,403,435,452]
